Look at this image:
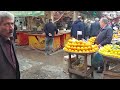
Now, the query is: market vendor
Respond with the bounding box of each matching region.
[95,17,113,48]
[92,17,113,73]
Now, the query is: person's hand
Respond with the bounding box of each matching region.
[98,44,102,48]
[49,33,52,36]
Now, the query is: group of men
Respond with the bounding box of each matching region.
[44,16,113,73]
[70,16,113,73]
[0,11,113,79]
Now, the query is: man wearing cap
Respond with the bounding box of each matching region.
[71,16,85,40]
[89,18,100,37]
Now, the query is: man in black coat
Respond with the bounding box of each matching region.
[89,18,100,37]
[0,11,20,79]
[71,16,85,40]
[44,19,58,55]
[92,17,113,73]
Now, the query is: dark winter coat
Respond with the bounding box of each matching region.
[90,21,100,37]
[0,36,20,79]
[95,25,113,46]
[71,20,85,39]
[44,22,58,38]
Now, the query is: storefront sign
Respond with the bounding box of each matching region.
[9,11,44,17]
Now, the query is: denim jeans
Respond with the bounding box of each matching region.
[45,37,54,54]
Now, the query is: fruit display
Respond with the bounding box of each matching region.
[63,38,99,53]
[88,37,96,44]
[113,34,118,39]
[99,44,120,59]
[118,30,120,34]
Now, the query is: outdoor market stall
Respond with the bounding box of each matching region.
[99,44,120,79]
[10,11,45,46]
[63,38,99,78]
[28,30,71,51]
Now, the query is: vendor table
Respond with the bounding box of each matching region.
[16,32,29,45]
[102,55,120,79]
[28,33,62,51]
[66,52,94,79]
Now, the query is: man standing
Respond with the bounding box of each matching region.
[92,17,113,73]
[89,18,100,37]
[71,16,85,40]
[95,17,113,47]
[0,11,20,79]
[44,19,58,55]
[66,18,73,30]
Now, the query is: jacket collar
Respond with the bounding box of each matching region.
[0,36,16,69]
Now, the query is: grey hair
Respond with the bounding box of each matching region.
[95,18,99,21]
[101,17,109,24]
[0,11,14,23]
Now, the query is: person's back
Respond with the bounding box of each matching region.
[67,18,73,30]
[71,19,84,39]
[44,19,58,55]
[90,19,100,37]
[44,21,58,38]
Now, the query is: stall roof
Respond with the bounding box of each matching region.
[9,11,44,17]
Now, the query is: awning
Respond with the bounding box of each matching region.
[9,11,44,17]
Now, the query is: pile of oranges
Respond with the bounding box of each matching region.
[63,38,99,53]
[88,37,96,44]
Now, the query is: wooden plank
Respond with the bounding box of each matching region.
[103,74,120,79]
[68,68,86,77]
[110,64,120,71]
[68,68,93,77]
[103,71,120,77]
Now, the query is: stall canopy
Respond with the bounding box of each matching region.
[9,11,44,17]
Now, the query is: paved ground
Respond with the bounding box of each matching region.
[16,46,102,79]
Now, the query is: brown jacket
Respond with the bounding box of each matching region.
[0,36,20,79]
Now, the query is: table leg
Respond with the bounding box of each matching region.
[68,53,72,68]
[76,54,78,59]
[104,58,107,71]
[84,54,87,75]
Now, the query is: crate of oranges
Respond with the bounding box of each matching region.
[63,38,99,54]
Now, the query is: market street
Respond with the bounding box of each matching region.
[16,46,102,79]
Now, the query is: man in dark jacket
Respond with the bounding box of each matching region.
[66,18,73,30]
[71,16,85,40]
[44,19,58,55]
[89,18,100,37]
[95,17,113,47]
[0,11,20,79]
[92,17,113,73]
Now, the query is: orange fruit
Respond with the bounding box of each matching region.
[81,47,84,50]
[71,50,74,52]
[82,50,86,53]
[63,47,67,51]
[74,50,78,53]
[79,50,82,53]
[94,47,99,51]
[80,44,84,47]
[77,47,81,50]
[66,45,71,49]
[73,47,77,50]
[87,46,90,50]
[84,47,88,50]
[77,44,81,47]
[79,40,83,44]
[86,50,89,53]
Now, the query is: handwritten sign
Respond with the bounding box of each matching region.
[77,31,82,35]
